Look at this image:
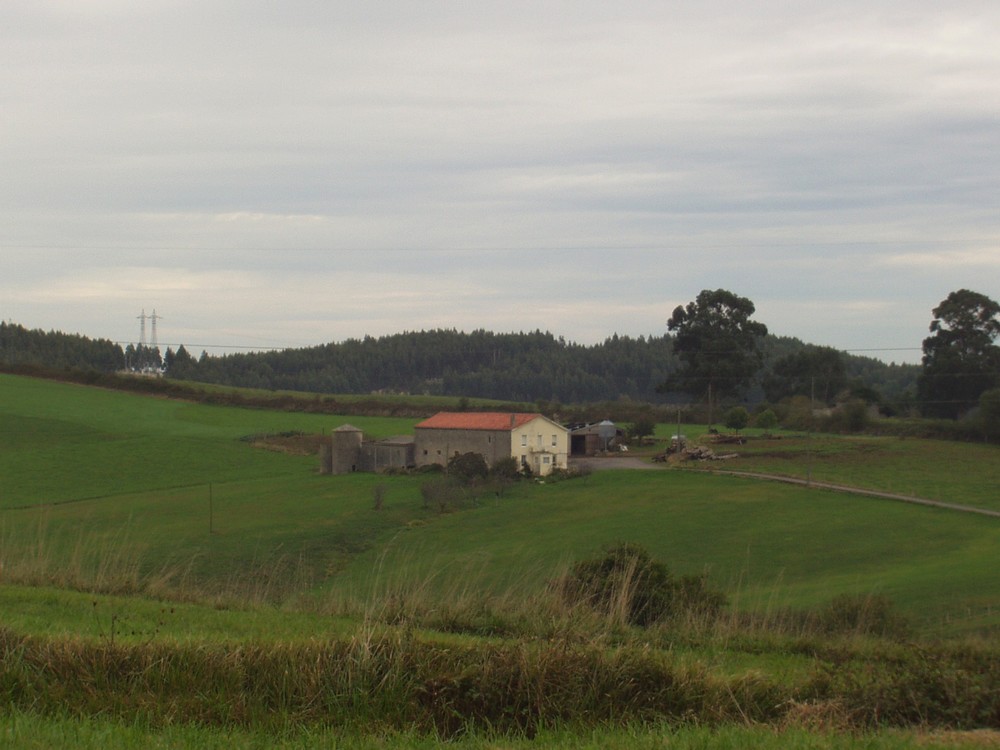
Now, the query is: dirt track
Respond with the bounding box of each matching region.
[569,457,665,471]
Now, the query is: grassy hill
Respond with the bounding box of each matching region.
[2,373,998,634]
[3,373,1000,747]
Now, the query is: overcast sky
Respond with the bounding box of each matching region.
[2,1,998,363]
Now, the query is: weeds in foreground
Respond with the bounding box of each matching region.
[2,530,1000,738]
[1,616,998,737]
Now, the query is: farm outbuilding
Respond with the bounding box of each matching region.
[330,424,363,474]
[414,412,569,476]
[325,425,414,475]
[358,435,415,473]
[569,420,624,456]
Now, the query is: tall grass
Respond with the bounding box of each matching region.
[9,712,986,750]
[2,615,998,737]
[2,527,1000,737]
[0,516,145,594]
[0,624,792,736]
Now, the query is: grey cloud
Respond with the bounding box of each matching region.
[2,2,998,359]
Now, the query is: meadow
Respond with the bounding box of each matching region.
[681,430,1000,512]
[2,372,999,747]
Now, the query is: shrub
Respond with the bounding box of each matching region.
[490,456,520,480]
[447,451,489,483]
[781,395,814,431]
[814,593,909,639]
[754,408,778,432]
[830,399,870,433]
[980,387,1000,441]
[628,417,657,445]
[560,543,725,627]
[724,406,749,433]
[420,478,463,513]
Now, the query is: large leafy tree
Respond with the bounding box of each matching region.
[660,289,768,405]
[763,345,847,405]
[917,289,1000,418]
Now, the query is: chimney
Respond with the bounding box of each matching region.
[510,413,516,428]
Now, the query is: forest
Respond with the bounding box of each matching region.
[0,321,919,410]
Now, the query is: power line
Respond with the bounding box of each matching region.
[3,238,1000,252]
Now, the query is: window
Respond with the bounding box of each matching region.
[543,456,551,464]
[521,434,527,447]
[537,434,542,448]
[551,434,557,446]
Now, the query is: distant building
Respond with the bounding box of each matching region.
[414,412,570,476]
[569,420,624,456]
[359,435,415,473]
[325,424,415,475]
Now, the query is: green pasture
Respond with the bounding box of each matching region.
[324,470,1000,633]
[5,374,1000,743]
[0,374,416,508]
[4,461,998,635]
[2,373,999,635]
[0,584,356,644]
[688,432,1000,512]
[3,710,991,750]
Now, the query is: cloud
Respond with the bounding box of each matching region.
[876,249,1000,271]
[1,2,998,364]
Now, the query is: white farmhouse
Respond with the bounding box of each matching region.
[414,412,570,476]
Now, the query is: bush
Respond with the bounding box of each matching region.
[420,478,463,513]
[830,399,870,433]
[980,388,1000,441]
[628,417,657,444]
[561,543,726,627]
[814,593,909,639]
[780,395,814,431]
[724,406,749,433]
[490,456,520,480]
[754,408,778,432]
[447,452,489,483]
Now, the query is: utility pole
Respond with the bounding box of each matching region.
[807,376,814,488]
[137,309,147,348]
[707,383,713,428]
[149,309,162,350]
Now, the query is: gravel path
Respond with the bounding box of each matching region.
[569,457,665,471]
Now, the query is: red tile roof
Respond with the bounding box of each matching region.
[415,412,543,431]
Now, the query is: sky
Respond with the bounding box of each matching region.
[2,1,999,364]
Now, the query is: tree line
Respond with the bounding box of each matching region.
[1,317,926,413]
[0,322,124,372]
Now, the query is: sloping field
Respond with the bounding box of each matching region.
[4,374,1000,745]
[0,373,411,508]
[324,469,1000,634]
[688,433,1000,513]
[2,373,999,634]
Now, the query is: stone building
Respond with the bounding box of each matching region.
[325,424,414,475]
[414,412,569,476]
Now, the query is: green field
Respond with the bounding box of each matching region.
[3,373,998,630]
[2,373,1000,746]
[683,431,1000,512]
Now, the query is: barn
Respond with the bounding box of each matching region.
[414,412,570,476]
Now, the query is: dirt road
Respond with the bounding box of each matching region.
[569,456,665,472]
